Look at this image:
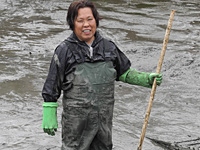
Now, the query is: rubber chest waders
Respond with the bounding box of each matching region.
[61,61,116,150]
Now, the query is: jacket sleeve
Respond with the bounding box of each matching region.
[115,46,131,80]
[110,41,131,81]
[42,42,67,102]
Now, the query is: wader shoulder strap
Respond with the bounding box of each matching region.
[63,40,85,63]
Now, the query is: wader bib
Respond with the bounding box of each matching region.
[61,61,117,150]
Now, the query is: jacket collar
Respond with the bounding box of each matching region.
[66,31,103,47]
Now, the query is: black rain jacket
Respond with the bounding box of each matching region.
[42,31,131,102]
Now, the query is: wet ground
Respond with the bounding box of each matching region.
[0,0,200,150]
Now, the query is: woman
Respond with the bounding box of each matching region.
[41,1,162,150]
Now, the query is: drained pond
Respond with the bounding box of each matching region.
[0,0,200,150]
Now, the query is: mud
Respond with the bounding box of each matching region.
[148,137,200,150]
[0,0,200,150]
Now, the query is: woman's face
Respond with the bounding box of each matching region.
[74,7,97,45]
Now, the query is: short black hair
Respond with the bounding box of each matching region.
[66,0,100,30]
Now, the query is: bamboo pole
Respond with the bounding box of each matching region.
[137,10,175,150]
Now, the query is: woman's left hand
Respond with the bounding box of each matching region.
[148,73,163,86]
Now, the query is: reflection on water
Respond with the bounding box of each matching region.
[0,0,200,150]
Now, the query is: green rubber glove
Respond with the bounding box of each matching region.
[42,102,59,136]
[148,73,162,86]
[119,68,162,88]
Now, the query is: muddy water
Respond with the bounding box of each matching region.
[0,0,200,150]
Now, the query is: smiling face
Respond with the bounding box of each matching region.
[74,7,97,45]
